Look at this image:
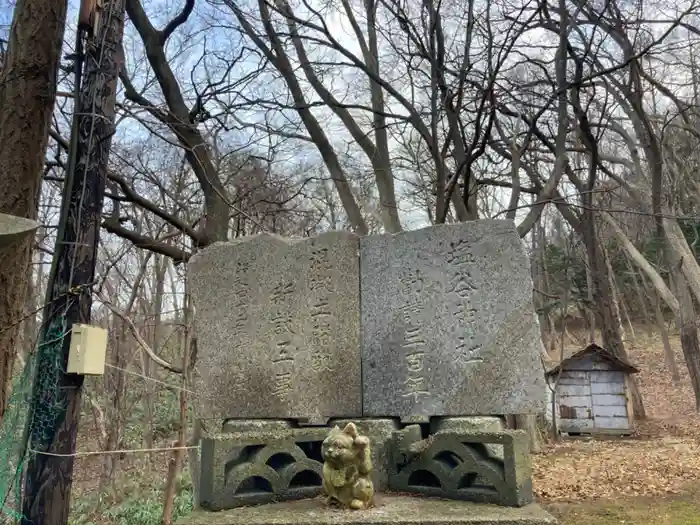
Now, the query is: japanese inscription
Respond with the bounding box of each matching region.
[229,260,251,395]
[398,268,430,402]
[447,239,484,365]
[232,260,250,347]
[190,230,362,421]
[270,280,297,400]
[360,220,549,417]
[309,247,334,373]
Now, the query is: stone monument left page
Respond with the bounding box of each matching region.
[188,232,362,424]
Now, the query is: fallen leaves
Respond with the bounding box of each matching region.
[533,437,700,502]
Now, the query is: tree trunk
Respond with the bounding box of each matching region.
[664,217,700,309]
[531,221,550,348]
[610,263,636,343]
[513,414,542,453]
[584,260,596,343]
[620,295,636,343]
[603,245,628,343]
[0,0,68,420]
[538,223,558,352]
[625,257,652,337]
[143,254,166,459]
[98,326,127,502]
[21,257,37,363]
[672,273,700,411]
[21,1,125,521]
[161,289,193,525]
[580,211,646,418]
[654,288,680,383]
[227,0,369,235]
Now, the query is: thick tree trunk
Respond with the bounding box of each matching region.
[581,211,646,418]
[664,218,700,309]
[0,0,67,420]
[21,1,124,521]
[21,259,37,363]
[538,224,558,352]
[513,414,543,453]
[584,260,596,343]
[531,222,551,348]
[672,273,700,411]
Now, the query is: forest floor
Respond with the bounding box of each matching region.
[65,326,700,525]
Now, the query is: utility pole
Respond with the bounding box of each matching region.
[21,1,126,523]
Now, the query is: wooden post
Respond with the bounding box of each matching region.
[21,2,125,523]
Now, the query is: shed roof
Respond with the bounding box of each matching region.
[545,343,640,377]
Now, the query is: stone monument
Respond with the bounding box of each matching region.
[188,231,362,424]
[181,220,555,525]
[361,220,547,418]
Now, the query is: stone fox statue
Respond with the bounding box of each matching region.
[321,422,374,510]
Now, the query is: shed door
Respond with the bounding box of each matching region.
[557,371,594,433]
[590,371,630,431]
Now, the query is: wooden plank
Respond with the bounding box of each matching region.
[591,360,616,371]
[572,355,596,368]
[592,404,627,417]
[589,427,632,435]
[593,394,627,407]
[625,375,635,426]
[559,418,594,432]
[559,384,589,396]
[590,371,625,383]
[559,371,587,380]
[559,405,592,419]
[590,381,625,395]
[558,376,588,386]
[593,416,630,430]
[558,395,591,407]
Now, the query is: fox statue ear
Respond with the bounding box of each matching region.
[342,422,358,438]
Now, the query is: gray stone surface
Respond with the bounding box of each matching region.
[361,220,547,418]
[0,212,39,247]
[198,428,328,510]
[432,417,507,460]
[389,428,534,507]
[189,232,362,423]
[223,419,294,433]
[178,495,557,525]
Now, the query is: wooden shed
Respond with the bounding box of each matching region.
[545,344,640,435]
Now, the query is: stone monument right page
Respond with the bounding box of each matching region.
[361,220,547,417]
